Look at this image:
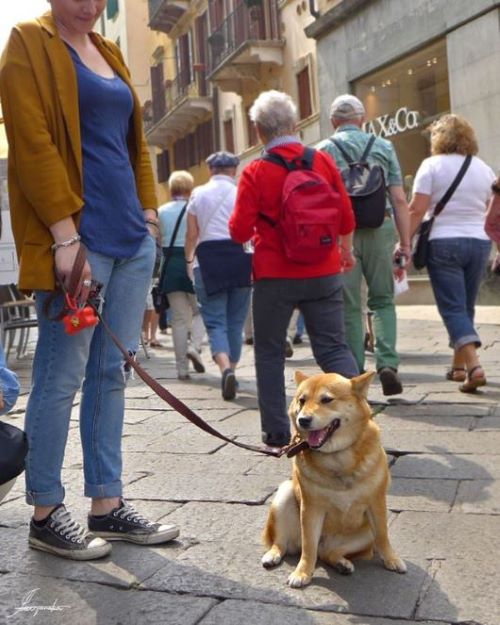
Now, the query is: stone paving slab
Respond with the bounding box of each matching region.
[143,543,428,619]
[124,471,278,504]
[416,558,499,625]
[381,430,500,454]
[454,480,500,514]
[390,511,500,559]
[0,573,216,625]
[391,453,500,479]
[376,412,475,432]
[387,478,457,512]
[197,599,439,625]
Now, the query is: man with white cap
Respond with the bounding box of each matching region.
[317,94,411,395]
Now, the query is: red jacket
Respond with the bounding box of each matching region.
[229,143,355,280]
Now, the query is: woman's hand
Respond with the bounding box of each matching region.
[54,244,92,302]
[340,247,356,272]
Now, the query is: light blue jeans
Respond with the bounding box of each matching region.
[25,234,155,506]
[427,237,491,349]
[193,267,251,363]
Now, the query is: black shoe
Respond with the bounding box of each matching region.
[88,500,179,545]
[187,347,205,373]
[292,335,303,345]
[378,367,403,396]
[221,368,236,400]
[29,504,111,560]
[245,337,254,346]
[262,432,290,448]
[285,338,294,358]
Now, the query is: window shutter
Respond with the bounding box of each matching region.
[297,66,312,120]
[107,0,119,20]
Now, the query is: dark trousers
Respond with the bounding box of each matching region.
[253,274,358,445]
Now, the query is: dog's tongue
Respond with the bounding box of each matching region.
[308,427,329,448]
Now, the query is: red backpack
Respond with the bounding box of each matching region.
[260,147,342,264]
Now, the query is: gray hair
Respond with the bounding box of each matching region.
[249,90,298,140]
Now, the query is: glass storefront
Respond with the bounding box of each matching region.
[353,39,450,196]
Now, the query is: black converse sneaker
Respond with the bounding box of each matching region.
[88,500,180,545]
[29,504,111,560]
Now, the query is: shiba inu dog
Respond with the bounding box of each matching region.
[262,371,406,588]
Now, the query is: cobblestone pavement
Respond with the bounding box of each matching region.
[1,306,499,625]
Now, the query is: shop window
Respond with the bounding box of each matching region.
[353,39,450,183]
[297,66,312,120]
[106,0,119,20]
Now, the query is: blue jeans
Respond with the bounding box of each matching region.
[25,235,155,505]
[253,275,358,445]
[193,267,251,363]
[427,237,491,349]
[0,343,20,416]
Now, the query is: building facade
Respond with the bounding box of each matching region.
[144,0,322,200]
[306,0,500,182]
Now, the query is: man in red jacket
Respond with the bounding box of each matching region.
[229,90,358,449]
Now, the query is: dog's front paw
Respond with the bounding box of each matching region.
[335,557,355,575]
[383,555,407,574]
[262,547,284,569]
[287,568,312,588]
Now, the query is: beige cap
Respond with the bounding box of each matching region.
[330,94,365,119]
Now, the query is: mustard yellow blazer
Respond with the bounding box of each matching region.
[0,13,157,291]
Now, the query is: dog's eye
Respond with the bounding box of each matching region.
[298,396,306,406]
[321,396,334,404]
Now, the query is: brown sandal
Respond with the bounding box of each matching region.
[446,367,466,382]
[459,365,486,393]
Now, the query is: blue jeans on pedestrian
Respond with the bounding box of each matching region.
[427,237,491,349]
[253,274,359,446]
[25,234,155,506]
[193,267,251,363]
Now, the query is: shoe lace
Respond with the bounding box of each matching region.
[50,508,88,543]
[114,501,154,528]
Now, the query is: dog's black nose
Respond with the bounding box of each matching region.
[298,416,313,429]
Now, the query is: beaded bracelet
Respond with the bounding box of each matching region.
[51,233,81,252]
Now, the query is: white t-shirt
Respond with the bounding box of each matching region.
[413,154,495,240]
[187,174,237,268]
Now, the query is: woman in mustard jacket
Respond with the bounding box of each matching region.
[0,0,178,560]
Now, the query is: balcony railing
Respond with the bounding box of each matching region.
[145,70,212,145]
[148,0,188,34]
[207,1,280,74]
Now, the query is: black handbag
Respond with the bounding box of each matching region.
[0,420,28,489]
[412,155,472,270]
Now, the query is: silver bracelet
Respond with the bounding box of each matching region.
[51,234,81,252]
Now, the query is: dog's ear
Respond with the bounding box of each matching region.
[351,371,376,398]
[295,371,308,385]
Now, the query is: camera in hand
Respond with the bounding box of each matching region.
[393,255,406,268]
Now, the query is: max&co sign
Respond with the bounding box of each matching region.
[363,106,421,138]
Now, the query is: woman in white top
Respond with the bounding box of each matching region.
[409,114,495,392]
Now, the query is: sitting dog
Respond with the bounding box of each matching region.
[262,370,406,588]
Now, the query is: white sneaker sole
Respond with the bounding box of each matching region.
[29,536,112,560]
[91,526,180,545]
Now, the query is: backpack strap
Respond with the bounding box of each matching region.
[330,134,376,164]
[261,146,315,171]
[360,134,376,162]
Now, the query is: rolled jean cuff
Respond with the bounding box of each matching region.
[84,479,123,499]
[452,333,481,350]
[26,486,65,506]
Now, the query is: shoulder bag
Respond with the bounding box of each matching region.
[152,203,187,313]
[412,155,472,270]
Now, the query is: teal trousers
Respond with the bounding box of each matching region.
[343,218,399,372]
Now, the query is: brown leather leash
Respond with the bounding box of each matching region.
[51,245,307,459]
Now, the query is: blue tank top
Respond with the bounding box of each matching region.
[68,45,148,258]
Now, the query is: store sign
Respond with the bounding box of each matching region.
[363,106,421,138]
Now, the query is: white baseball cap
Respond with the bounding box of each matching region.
[330,94,365,119]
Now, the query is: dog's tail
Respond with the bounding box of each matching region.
[262,508,276,547]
